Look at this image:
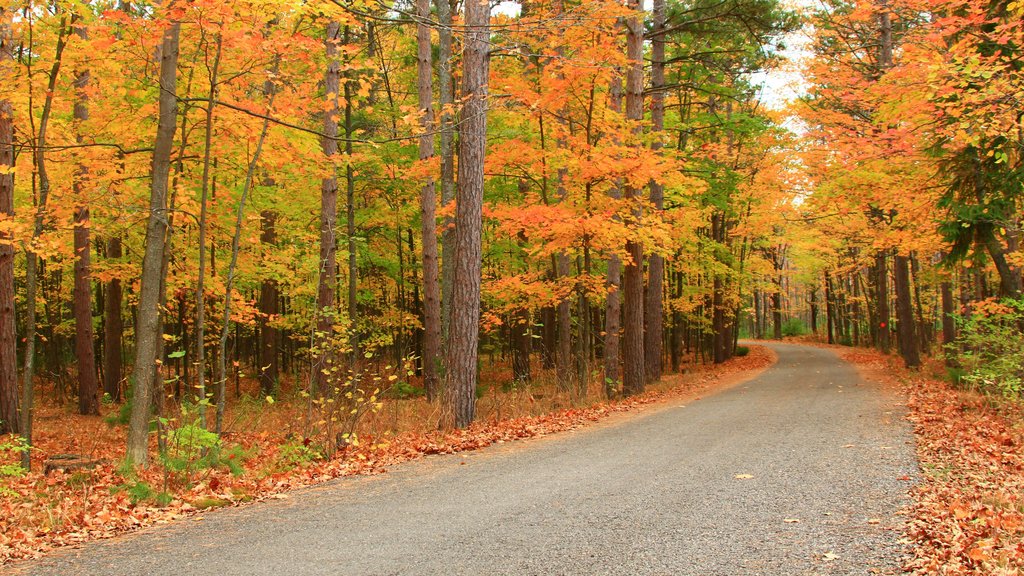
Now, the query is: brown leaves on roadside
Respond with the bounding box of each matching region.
[841,350,1024,575]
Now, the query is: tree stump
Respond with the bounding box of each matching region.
[43,454,99,475]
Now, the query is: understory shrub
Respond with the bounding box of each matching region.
[782,318,806,337]
[950,297,1024,398]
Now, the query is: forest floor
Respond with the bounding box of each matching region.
[0,346,773,565]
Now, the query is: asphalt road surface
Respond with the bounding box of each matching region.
[20,343,919,576]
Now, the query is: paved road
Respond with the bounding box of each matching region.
[21,343,919,576]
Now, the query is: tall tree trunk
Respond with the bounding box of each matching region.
[809,287,819,335]
[603,73,623,395]
[103,237,123,401]
[72,21,98,414]
[893,253,920,368]
[416,0,442,401]
[194,32,222,427]
[127,14,181,465]
[511,309,531,384]
[644,0,666,382]
[0,8,18,436]
[874,252,890,352]
[259,211,279,394]
[22,16,69,469]
[435,0,456,346]
[344,25,359,373]
[621,0,645,396]
[214,77,275,435]
[940,279,956,364]
[445,0,490,428]
[825,271,835,345]
[315,21,342,398]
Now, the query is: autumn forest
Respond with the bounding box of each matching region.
[1,0,1023,571]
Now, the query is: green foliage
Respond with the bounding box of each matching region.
[105,382,134,426]
[734,345,750,357]
[950,298,1024,398]
[387,380,423,399]
[0,434,28,495]
[781,318,807,337]
[271,439,323,473]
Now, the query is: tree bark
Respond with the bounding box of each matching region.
[416,0,442,401]
[103,238,123,401]
[193,32,222,426]
[127,14,181,465]
[0,8,18,435]
[259,211,279,394]
[445,0,490,428]
[435,0,456,346]
[315,21,342,397]
[71,21,99,416]
[893,253,920,368]
[621,0,645,396]
[604,74,623,395]
[644,0,666,383]
[874,252,890,352]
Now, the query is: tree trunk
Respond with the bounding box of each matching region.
[644,0,666,383]
[344,25,359,373]
[445,0,490,428]
[874,252,890,352]
[940,279,956,364]
[0,9,18,435]
[621,0,645,396]
[893,253,920,368]
[511,309,531,384]
[193,32,222,426]
[127,15,181,465]
[809,287,818,335]
[825,271,835,345]
[602,75,624,394]
[435,0,456,345]
[72,21,98,416]
[315,21,342,398]
[416,0,442,401]
[214,76,274,434]
[259,211,279,394]
[103,238,123,401]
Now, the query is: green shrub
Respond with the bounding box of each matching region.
[781,318,807,337]
[734,346,750,357]
[951,297,1024,398]
[0,433,28,495]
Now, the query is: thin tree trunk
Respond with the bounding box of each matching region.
[22,15,70,468]
[194,32,222,427]
[875,252,890,352]
[0,8,18,436]
[436,0,456,346]
[315,21,342,398]
[344,25,359,373]
[72,19,98,414]
[259,211,279,394]
[103,237,123,401]
[644,0,666,383]
[214,82,275,435]
[604,74,623,395]
[127,13,181,465]
[940,279,956,364]
[445,0,490,428]
[416,0,441,401]
[825,271,835,345]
